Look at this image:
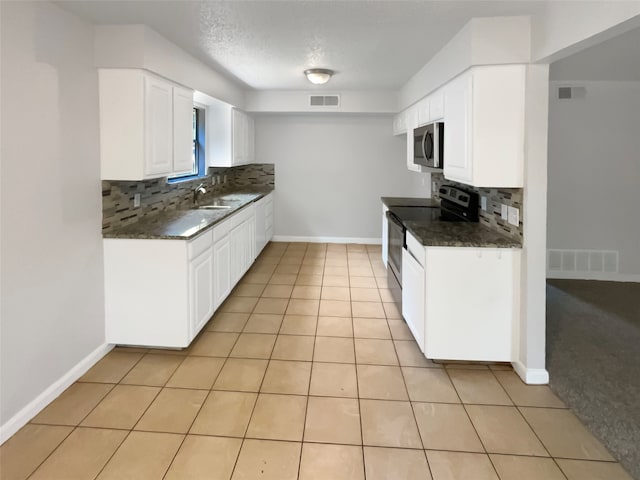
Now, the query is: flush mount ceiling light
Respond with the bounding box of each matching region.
[304,68,334,85]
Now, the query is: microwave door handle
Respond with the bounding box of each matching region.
[434,124,440,168]
[421,132,428,162]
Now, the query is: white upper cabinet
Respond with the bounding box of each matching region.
[99,69,194,181]
[405,106,423,173]
[429,89,445,121]
[444,65,525,187]
[443,72,473,183]
[210,106,255,167]
[172,86,197,175]
[416,98,430,127]
[392,111,407,136]
[144,76,173,176]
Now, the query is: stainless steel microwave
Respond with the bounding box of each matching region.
[413,122,444,169]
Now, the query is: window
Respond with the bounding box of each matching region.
[168,106,206,182]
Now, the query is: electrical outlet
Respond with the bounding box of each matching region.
[133,193,141,208]
[432,181,438,193]
[223,175,227,183]
[211,176,216,185]
[501,204,508,220]
[216,175,221,184]
[480,196,487,211]
[507,206,520,226]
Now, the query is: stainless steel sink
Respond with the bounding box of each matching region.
[196,205,233,210]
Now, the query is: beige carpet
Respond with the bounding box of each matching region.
[547,279,640,479]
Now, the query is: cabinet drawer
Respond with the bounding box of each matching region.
[213,217,232,242]
[188,230,213,259]
[406,231,425,267]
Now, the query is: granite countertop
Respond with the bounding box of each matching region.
[103,187,274,240]
[405,221,522,248]
[381,196,440,208]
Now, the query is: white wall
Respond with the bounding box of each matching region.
[549,27,640,82]
[531,2,640,63]
[547,81,640,277]
[245,90,397,114]
[1,1,108,439]
[95,25,245,108]
[255,114,430,241]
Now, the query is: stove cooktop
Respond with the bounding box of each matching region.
[387,205,442,223]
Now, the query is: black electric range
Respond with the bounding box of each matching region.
[386,185,479,305]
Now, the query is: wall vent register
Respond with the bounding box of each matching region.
[309,95,340,107]
[558,86,586,100]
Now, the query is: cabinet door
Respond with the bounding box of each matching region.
[405,107,422,173]
[416,98,430,127]
[247,215,256,264]
[246,115,255,164]
[443,72,473,183]
[189,248,215,338]
[429,90,444,121]
[144,75,173,176]
[393,112,407,136]
[172,86,195,175]
[232,109,245,165]
[213,237,231,309]
[229,224,243,286]
[254,199,266,255]
[401,248,426,353]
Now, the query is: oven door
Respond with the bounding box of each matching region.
[386,212,404,306]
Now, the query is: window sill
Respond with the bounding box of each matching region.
[167,173,207,185]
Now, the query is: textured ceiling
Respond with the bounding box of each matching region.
[57,1,548,90]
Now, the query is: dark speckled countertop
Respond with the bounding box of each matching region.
[405,221,521,248]
[382,196,520,248]
[381,196,440,208]
[103,187,273,240]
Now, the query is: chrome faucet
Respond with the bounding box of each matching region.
[193,183,207,205]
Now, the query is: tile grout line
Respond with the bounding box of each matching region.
[388,311,435,479]
[24,349,155,480]
[228,243,294,480]
[296,241,321,480]
[486,368,585,478]
[149,247,285,479]
[158,312,251,480]
[447,367,505,479]
[344,249,369,480]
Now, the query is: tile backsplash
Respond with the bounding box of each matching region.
[431,173,523,242]
[102,164,274,233]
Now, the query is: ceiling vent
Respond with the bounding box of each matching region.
[558,86,586,100]
[309,95,340,107]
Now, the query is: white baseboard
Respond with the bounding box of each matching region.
[0,343,114,444]
[512,361,549,385]
[547,271,640,283]
[272,235,382,245]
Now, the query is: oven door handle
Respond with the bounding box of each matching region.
[386,211,403,229]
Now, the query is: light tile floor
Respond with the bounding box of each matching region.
[0,242,633,480]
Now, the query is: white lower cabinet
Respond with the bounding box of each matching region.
[189,245,215,337]
[104,202,263,348]
[213,235,231,310]
[254,192,274,255]
[401,231,521,362]
[401,247,425,352]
